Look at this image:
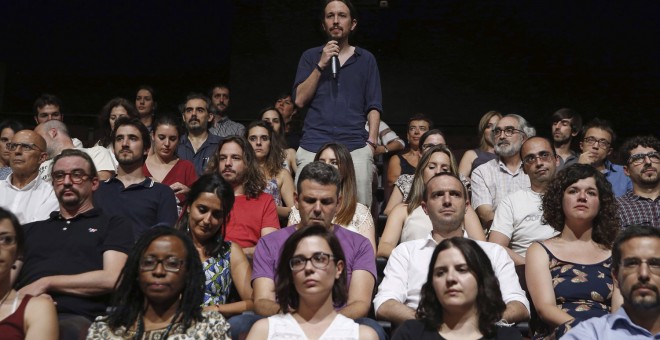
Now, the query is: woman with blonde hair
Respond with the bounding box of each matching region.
[377,145,485,258]
[458,110,501,179]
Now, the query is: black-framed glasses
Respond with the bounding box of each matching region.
[523,151,555,165]
[52,170,91,184]
[140,256,184,272]
[628,151,660,166]
[0,234,17,247]
[582,137,611,149]
[492,127,524,137]
[6,142,43,152]
[421,143,447,151]
[289,252,335,271]
[621,258,660,274]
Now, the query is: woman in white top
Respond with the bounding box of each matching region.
[247,225,377,340]
[288,143,376,252]
[377,145,485,258]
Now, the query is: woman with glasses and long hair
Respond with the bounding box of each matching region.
[458,110,501,179]
[86,227,230,339]
[246,225,377,339]
[378,145,485,258]
[392,237,522,339]
[526,164,623,338]
[246,120,295,219]
[143,115,198,215]
[0,207,58,339]
[177,174,253,319]
[288,143,376,252]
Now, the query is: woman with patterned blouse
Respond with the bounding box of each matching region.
[177,174,253,317]
[526,164,623,338]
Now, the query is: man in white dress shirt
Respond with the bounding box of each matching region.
[373,172,530,326]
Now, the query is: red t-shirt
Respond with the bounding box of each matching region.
[225,192,280,248]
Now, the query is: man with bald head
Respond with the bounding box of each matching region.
[0,130,58,223]
[35,120,115,181]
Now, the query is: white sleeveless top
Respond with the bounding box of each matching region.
[267,313,359,339]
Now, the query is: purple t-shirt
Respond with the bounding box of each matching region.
[252,224,376,288]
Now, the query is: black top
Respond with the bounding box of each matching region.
[392,319,523,340]
[16,208,134,319]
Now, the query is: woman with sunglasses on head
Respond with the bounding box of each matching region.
[384,129,449,216]
[0,207,58,340]
[288,143,377,252]
[378,145,485,258]
[143,115,198,215]
[176,174,253,320]
[526,164,623,339]
[246,120,295,220]
[86,227,230,339]
[392,237,522,340]
[247,224,377,339]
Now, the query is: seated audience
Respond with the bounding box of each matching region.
[143,115,198,215]
[15,149,134,340]
[471,114,535,228]
[561,224,660,339]
[176,173,253,317]
[488,137,560,265]
[550,108,582,170]
[135,85,157,131]
[247,225,378,339]
[374,173,529,327]
[32,93,84,148]
[95,97,139,167]
[458,110,502,179]
[577,118,632,197]
[386,113,432,199]
[93,117,178,239]
[0,130,58,224]
[526,164,623,338]
[378,145,485,258]
[384,128,448,216]
[617,135,660,228]
[246,120,295,219]
[0,207,58,339]
[85,227,231,339]
[205,136,279,255]
[260,107,297,175]
[0,120,24,180]
[289,143,376,252]
[392,237,523,340]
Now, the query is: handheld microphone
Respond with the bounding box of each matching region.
[331,55,339,79]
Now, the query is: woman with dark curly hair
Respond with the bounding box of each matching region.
[526,164,623,338]
[246,225,377,339]
[393,237,522,339]
[86,227,230,339]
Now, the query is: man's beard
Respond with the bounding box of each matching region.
[629,283,660,310]
[495,141,522,158]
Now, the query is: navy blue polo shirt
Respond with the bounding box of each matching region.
[16,209,133,319]
[93,176,178,240]
[292,45,383,152]
[177,133,222,176]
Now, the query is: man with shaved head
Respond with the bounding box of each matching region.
[0,130,58,223]
[35,120,115,181]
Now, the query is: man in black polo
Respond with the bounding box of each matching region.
[15,149,134,340]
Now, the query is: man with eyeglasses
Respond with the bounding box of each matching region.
[577,118,632,197]
[471,114,535,228]
[561,224,660,339]
[229,162,381,339]
[616,136,660,228]
[0,130,58,224]
[13,149,133,340]
[176,93,222,176]
[489,137,560,265]
[32,93,84,148]
[550,108,582,171]
[34,120,115,182]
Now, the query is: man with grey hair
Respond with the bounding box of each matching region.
[471,114,535,228]
[34,120,115,181]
